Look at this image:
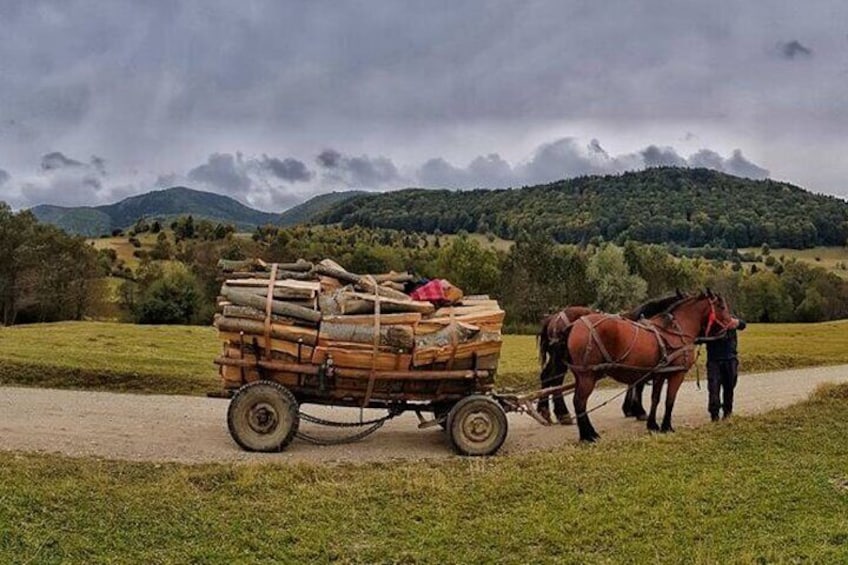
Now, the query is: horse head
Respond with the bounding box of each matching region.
[699,289,739,338]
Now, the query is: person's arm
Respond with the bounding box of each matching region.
[735,318,747,331]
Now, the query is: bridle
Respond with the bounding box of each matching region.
[703,295,732,338]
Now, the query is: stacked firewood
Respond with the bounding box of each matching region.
[214,258,504,385]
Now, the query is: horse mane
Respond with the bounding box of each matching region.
[624,293,688,321]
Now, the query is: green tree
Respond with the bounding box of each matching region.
[587,245,647,313]
[436,235,501,296]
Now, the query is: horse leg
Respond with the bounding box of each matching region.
[661,373,686,433]
[551,355,573,425]
[646,377,663,432]
[573,371,600,442]
[632,381,648,421]
[622,387,635,418]
[536,357,554,424]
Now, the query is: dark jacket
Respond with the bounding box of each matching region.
[706,319,747,361]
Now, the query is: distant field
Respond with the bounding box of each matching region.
[89,232,161,269]
[741,246,848,278]
[1,321,847,395]
[2,384,848,562]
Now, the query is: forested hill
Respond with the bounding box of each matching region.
[315,168,848,249]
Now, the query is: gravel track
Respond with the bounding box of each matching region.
[2,364,846,464]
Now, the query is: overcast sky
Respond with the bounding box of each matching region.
[1,1,846,211]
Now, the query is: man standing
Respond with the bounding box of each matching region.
[706,318,747,421]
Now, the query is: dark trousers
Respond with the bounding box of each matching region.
[707,359,739,418]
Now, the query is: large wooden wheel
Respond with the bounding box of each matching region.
[227,381,300,452]
[446,395,508,456]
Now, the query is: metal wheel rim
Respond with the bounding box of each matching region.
[247,401,279,434]
[461,410,497,444]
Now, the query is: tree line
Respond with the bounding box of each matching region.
[3,207,848,329]
[315,168,848,250]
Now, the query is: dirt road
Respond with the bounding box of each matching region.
[2,365,846,464]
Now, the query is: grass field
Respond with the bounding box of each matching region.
[2,320,848,396]
[741,246,848,279]
[2,384,847,562]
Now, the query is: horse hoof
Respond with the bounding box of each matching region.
[660,426,675,434]
[647,422,660,432]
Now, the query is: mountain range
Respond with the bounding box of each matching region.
[28,168,848,249]
[30,187,366,236]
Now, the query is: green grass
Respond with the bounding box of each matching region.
[2,385,848,563]
[0,322,219,395]
[2,321,848,396]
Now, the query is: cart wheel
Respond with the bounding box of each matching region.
[227,381,299,452]
[446,395,508,456]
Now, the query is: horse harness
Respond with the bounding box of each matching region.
[569,313,696,376]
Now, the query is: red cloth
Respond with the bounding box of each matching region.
[409,280,446,303]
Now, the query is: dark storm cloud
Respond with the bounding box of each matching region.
[260,156,313,183]
[41,151,84,171]
[0,168,9,186]
[317,149,400,188]
[187,153,252,192]
[779,40,813,59]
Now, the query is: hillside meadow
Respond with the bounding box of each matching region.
[2,384,848,563]
[1,320,847,395]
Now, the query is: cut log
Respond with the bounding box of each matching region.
[319,322,414,350]
[413,322,480,349]
[312,264,410,302]
[322,313,421,326]
[276,259,314,272]
[412,332,503,367]
[222,305,318,327]
[214,317,318,345]
[218,331,314,359]
[418,310,505,334]
[223,282,318,301]
[337,291,435,315]
[221,287,322,323]
[373,271,415,283]
[311,346,412,371]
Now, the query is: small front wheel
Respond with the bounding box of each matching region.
[446,395,508,456]
[227,381,299,452]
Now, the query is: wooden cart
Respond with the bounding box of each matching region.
[215,351,512,456]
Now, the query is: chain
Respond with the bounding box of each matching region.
[294,408,401,446]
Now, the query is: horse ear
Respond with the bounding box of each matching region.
[706,287,714,298]
[675,288,683,299]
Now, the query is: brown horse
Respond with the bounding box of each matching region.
[537,293,686,424]
[537,306,593,424]
[561,290,738,442]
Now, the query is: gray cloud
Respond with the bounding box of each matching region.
[724,149,769,179]
[260,156,313,183]
[0,2,843,205]
[317,149,400,188]
[0,168,9,187]
[641,146,688,168]
[779,40,812,59]
[413,137,770,188]
[41,152,84,171]
[187,153,251,192]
